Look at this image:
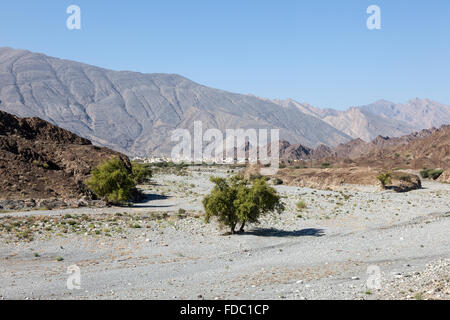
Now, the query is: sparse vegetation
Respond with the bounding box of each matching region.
[150,161,189,176]
[32,160,50,169]
[420,168,444,180]
[0,211,186,242]
[321,163,331,169]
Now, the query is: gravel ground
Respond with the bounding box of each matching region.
[0,167,449,300]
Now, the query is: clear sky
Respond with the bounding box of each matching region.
[1,0,449,109]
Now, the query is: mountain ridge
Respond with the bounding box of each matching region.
[0,47,351,156]
[0,47,449,157]
[272,97,450,142]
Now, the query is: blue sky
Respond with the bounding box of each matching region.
[1,0,449,109]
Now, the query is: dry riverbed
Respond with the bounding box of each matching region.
[0,166,449,300]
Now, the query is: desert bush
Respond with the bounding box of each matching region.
[32,160,50,169]
[85,158,136,204]
[377,172,392,189]
[151,161,189,176]
[321,163,331,169]
[420,168,444,180]
[203,175,284,234]
[131,162,152,184]
[296,200,307,211]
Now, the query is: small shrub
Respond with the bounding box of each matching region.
[296,200,307,210]
[377,172,392,189]
[414,292,424,300]
[419,169,428,178]
[85,158,136,204]
[321,163,331,169]
[420,168,444,180]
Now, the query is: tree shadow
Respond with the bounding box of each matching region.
[244,227,325,238]
[135,193,170,203]
[128,193,172,208]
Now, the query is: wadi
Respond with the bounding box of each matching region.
[0,49,449,301]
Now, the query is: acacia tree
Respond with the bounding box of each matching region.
[203,175,284,234]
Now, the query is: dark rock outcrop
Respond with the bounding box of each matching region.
[0,110,131,202]
[384,172,422,193]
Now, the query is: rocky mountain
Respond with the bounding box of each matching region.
[360,99,450,131]
[0,110,130,202]
[0,47,352,157]
[273,98,450,142]
[1,47,448,157]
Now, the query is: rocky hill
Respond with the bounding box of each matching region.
[355,125,450,170]
[0,110,131,207]
[276,125,449,171]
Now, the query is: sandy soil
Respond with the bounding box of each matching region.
[0,166,449,300]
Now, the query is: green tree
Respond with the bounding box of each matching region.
[203,175,284,234]
[85,158,136,204]
[131,162,152,184]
